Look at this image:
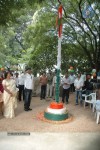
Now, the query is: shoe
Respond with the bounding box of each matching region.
[75,103,79,105]
[85,103,89,106]
[24,109,29,111]
[66,101,69,104]
[28,108,32,111]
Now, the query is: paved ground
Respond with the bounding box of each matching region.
[0,132,100,150]
[0,93,100,149]
[0,93,100,132]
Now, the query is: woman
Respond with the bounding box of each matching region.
[2,72,18,118]
[0,76,4,93]
[0,76,4,114]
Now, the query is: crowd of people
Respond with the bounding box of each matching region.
[0,68,100,119]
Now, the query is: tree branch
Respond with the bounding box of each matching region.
[58,0,61,5]
[15,35,25,50]
[79,0,98,54]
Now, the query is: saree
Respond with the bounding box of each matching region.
[2,79,18,118]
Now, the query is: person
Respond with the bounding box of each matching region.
[97,70,100,83]
[24,68,34,111]
[61,73,70,104]
[81,72,86,83]
[2,71,18,118]
[0,76,4,93]
[52,72,56,100]
[74,73,84,105]
[14,73,19,88]
[84,74,93,95]
[46,72,53,98]
[40,72,48,100]
[18,72,25,101]
[69,73,76,93]
[0,76,4,102]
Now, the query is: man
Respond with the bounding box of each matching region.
[40,72,47,100]
[69,73,76,93]
[14,73,19,88]
[74,73,84,105]
[18,72,25,101]
[46,72,53,98]
[24,68,34,111]
[84,74,93,95]
[52,72,56,100]
[62,73,70,104]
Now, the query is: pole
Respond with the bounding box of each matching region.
[55,5,63,103]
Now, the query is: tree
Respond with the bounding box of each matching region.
[0,0,45,25]
[0,0,45,70]
[61,0,100,71]
[1,0,100,73]
[23,0,98,73]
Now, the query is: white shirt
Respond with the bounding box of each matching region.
[52,76,56,86]
[74,78,83,90]
[24,73,34,90]
[81,74,86,82]
[69,75,76,84]
[62,77,70,89]
[18,74,25,85]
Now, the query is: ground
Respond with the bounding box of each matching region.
[0,93,100,132]
[0,93,100,150]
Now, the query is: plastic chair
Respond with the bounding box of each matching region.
[84,93,96,112]
[96,111,100,124]
[95,100,100,124]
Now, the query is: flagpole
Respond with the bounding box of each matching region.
[55,5,63,103]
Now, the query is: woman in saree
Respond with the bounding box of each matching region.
[0,76,4,102]
[2,71,18,118]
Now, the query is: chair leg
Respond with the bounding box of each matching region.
[84,101,86,108]
[95,112,97,118]
[93,107,94,112]
[96,112,100,124]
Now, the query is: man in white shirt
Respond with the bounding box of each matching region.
[81,72,86,83]
[69,73,76,93]
[14,73,19,87]
[74,73,84,105]
[46,72,53,98]
[24,68,34,111]
[62,73,70,104]
[18,72,25,101]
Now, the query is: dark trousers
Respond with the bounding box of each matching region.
[24,88,32,110]
[62,88,70,103]
[70,83,75,92]
[18,85,25,101]
[40,85,47,99]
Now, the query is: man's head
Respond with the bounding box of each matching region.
[77,73,81,78]
[43,72,46,76]
[25,68,32,74]
[87,74,91,79]
[65,73,68,78]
